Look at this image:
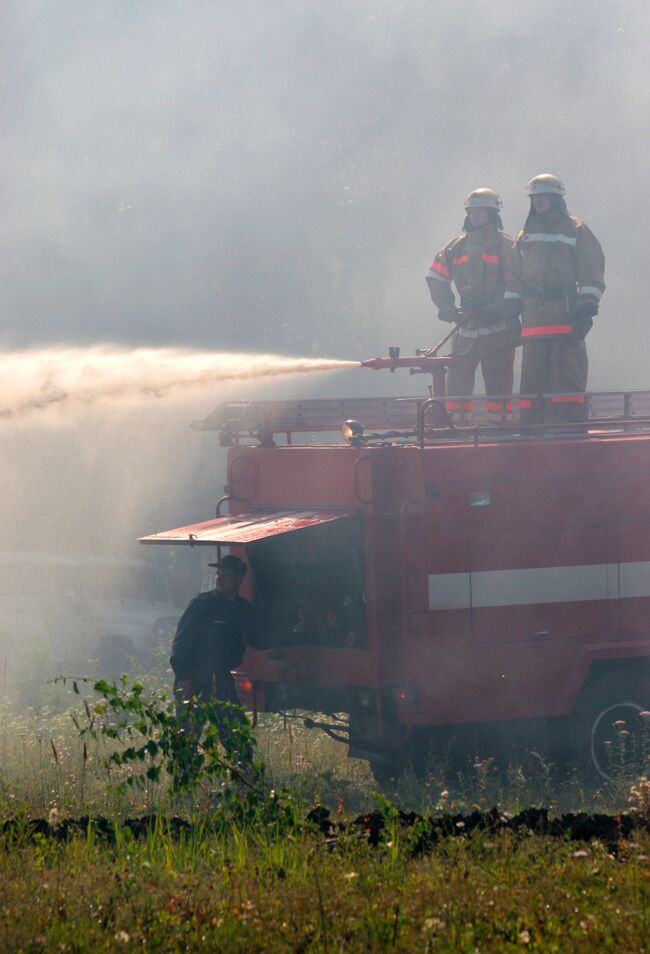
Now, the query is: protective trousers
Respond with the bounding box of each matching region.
[446,339,516,422]
[520,338,588,424]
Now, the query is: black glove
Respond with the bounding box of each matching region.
[502,300,522,322]
[438,305,459,324]
[572,300,598,340]
[574,299,599,319]
[505,316,522,343]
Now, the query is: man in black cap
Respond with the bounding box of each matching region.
[170,554,256,751]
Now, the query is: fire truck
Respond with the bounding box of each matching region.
[140,352,650,783]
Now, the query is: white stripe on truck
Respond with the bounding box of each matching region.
[428,561,650,611]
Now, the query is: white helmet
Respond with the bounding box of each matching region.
[526,173,566,196]
[464,187,503,211]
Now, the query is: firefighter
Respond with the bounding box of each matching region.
[512,173,605,425]
[170,554,256,757]
[426,188,521,423]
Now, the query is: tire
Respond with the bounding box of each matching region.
[368,753,405,792]
[571,673,650,783]
[368,728,466,789]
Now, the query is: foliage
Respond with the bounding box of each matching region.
[629,776,650,824]
[1,680,650,951]
[0,823,649,952]
[57,675,300,832]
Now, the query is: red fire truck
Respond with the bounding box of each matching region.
[140,353,650,783]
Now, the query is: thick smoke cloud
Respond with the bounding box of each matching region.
[0,1,647,576]
[1,0,646,384]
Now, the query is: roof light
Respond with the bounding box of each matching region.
[342,419,364,444]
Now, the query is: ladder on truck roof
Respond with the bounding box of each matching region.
[192,391,650,444]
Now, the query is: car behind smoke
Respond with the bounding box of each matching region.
[0,551,180,670]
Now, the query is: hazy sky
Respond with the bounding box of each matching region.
[1,0,648,384]
[0,0,649,560]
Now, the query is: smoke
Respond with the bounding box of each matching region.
[0,1,647,702]
[1,0,647,386]
[0,347,358,420]
[0,344,360,562]
[0,357,361,703]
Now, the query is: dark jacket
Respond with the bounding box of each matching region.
[170,589,256,700]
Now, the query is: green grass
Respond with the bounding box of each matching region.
[0,692,643,820]
[1,671,649,952]
[1,822,649,952]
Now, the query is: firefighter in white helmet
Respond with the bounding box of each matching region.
[510,173,605,425]
[426,188,521,422]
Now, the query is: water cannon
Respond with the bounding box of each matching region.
[360,347,459,397]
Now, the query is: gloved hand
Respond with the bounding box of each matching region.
[505,316,522,343]
[574,299,599,319]
[502,301,522,322]
[572,300,598,340]
[438,305,460,324]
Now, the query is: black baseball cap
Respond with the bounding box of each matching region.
[207,554,247,576]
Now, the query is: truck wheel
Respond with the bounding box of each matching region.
[368,754,405,792]
[572,675,650,782]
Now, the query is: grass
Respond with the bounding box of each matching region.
[0,664,649,951]
[0,691,643,820]
[1,820,649,951]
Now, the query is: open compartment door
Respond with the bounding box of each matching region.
[138,510,355,546]
[140,509,368,654]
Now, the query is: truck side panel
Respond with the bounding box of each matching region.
[397,436,650,727]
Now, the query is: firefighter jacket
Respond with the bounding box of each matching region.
[426,223,520,355]
[170,589,256,701]
[510,209,605,340]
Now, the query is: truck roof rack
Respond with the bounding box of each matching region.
[192,391,650,443]
[192,396,420,436]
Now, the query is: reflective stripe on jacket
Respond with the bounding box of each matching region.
[511,211,605,338]
[426,224,518,327]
